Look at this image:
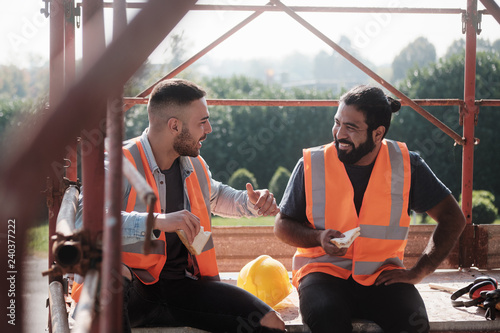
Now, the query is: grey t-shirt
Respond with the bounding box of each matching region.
[280,151,451,223]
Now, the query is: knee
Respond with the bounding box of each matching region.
[260,311,285,331]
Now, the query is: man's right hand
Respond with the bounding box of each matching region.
[154,210,201,244]
[319,229,349,256]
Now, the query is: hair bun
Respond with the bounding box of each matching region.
[387,97,401,113]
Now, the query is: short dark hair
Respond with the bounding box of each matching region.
[340,85,401,137]
[148,79,206,121]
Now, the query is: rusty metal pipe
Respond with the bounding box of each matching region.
[475,99,500,106]
[124,98,466,107]
[122,155,156,205]
[100,0,127,330]
[72,269,99,333]
[480,0,500,24]
[270,0,464,146]
[48,281,70,333]
[101,2,465,14]
[122,155,157,254]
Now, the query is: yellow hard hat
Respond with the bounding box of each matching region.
[237,255,293,307]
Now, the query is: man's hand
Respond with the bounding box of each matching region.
[375,268,424,286]
[319,229,349,256]
[246,183,280,216]
[154,210,200,243]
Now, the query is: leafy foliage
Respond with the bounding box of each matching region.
[393,51,500,202]
[200,75,335,187]
[459,190,498,225]
[228,168,258,191]
[268,166,291,204]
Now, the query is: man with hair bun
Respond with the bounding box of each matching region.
[275,85,466,333]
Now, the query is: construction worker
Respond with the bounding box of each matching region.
[274,85,466,333]
[76,79,285,332]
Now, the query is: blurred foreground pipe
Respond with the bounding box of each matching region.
[49,281,70,333]
[72,269,99,333]
[122,155,157,254]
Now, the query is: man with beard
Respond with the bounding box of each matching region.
[76,79,286,332]
[274,85,466,333]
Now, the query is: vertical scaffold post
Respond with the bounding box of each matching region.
[100,0,127,331]
[459,0,478,268]
[81,0,106,331]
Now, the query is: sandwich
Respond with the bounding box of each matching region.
[176,226,212,255]
[330,226,361,248]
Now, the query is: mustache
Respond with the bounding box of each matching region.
[200,134,207,141]
[334,138,353,146]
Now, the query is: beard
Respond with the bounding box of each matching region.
[173,127,205,157]
[334,133,376,165]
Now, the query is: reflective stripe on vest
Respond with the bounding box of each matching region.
[293,139,411,287]
[122,137,219,284]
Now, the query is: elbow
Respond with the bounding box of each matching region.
[273,212,286,241]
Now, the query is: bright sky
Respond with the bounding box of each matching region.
[2,0,500,68]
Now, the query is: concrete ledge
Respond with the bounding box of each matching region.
[132,269,500,333]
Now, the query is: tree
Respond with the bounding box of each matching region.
[268,166,291,204]
[228,168,258,191]
[200,75,335,188]
[459,190,498,225]
[392,37,436,81]
[445,38,500,59]
[393,51,500,204]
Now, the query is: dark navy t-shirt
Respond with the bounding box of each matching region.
[158,157,189,279]
[280,151,451,223]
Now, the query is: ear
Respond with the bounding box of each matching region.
[372,125,385,144]
[167,117,181,134]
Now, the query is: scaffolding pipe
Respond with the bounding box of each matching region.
[52,185,82,270]
[122,155,157,254]
[100,0,126,331]
[72,270,100,333]
[462,0,479,225]
[64,0,78,182]
[270,0,465,146]
[476,99,500,106]
[480,0,500,24]
[124,98,467,107]
[48,281,70,333]
[55,186,80,237]
[101,2,465,14]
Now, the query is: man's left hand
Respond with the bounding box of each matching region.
[246,183,280,216]
[375,268,425,286]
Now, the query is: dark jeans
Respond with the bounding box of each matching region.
[123,273,281,333]
[298,272,430,333]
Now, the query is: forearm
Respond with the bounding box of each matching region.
[411,195,466,278]
[274,212,321,248]
[211,182,259,218]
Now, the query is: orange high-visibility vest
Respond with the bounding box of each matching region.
[71,137,220,302]
[121,137,219,284]
[292,139,411,287]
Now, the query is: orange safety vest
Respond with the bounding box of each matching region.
[121,137,219,284]
[292,139,411,287]
[72,137,220,301]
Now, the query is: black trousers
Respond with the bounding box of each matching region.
[298,272,430,333]
[122,274,284,333]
